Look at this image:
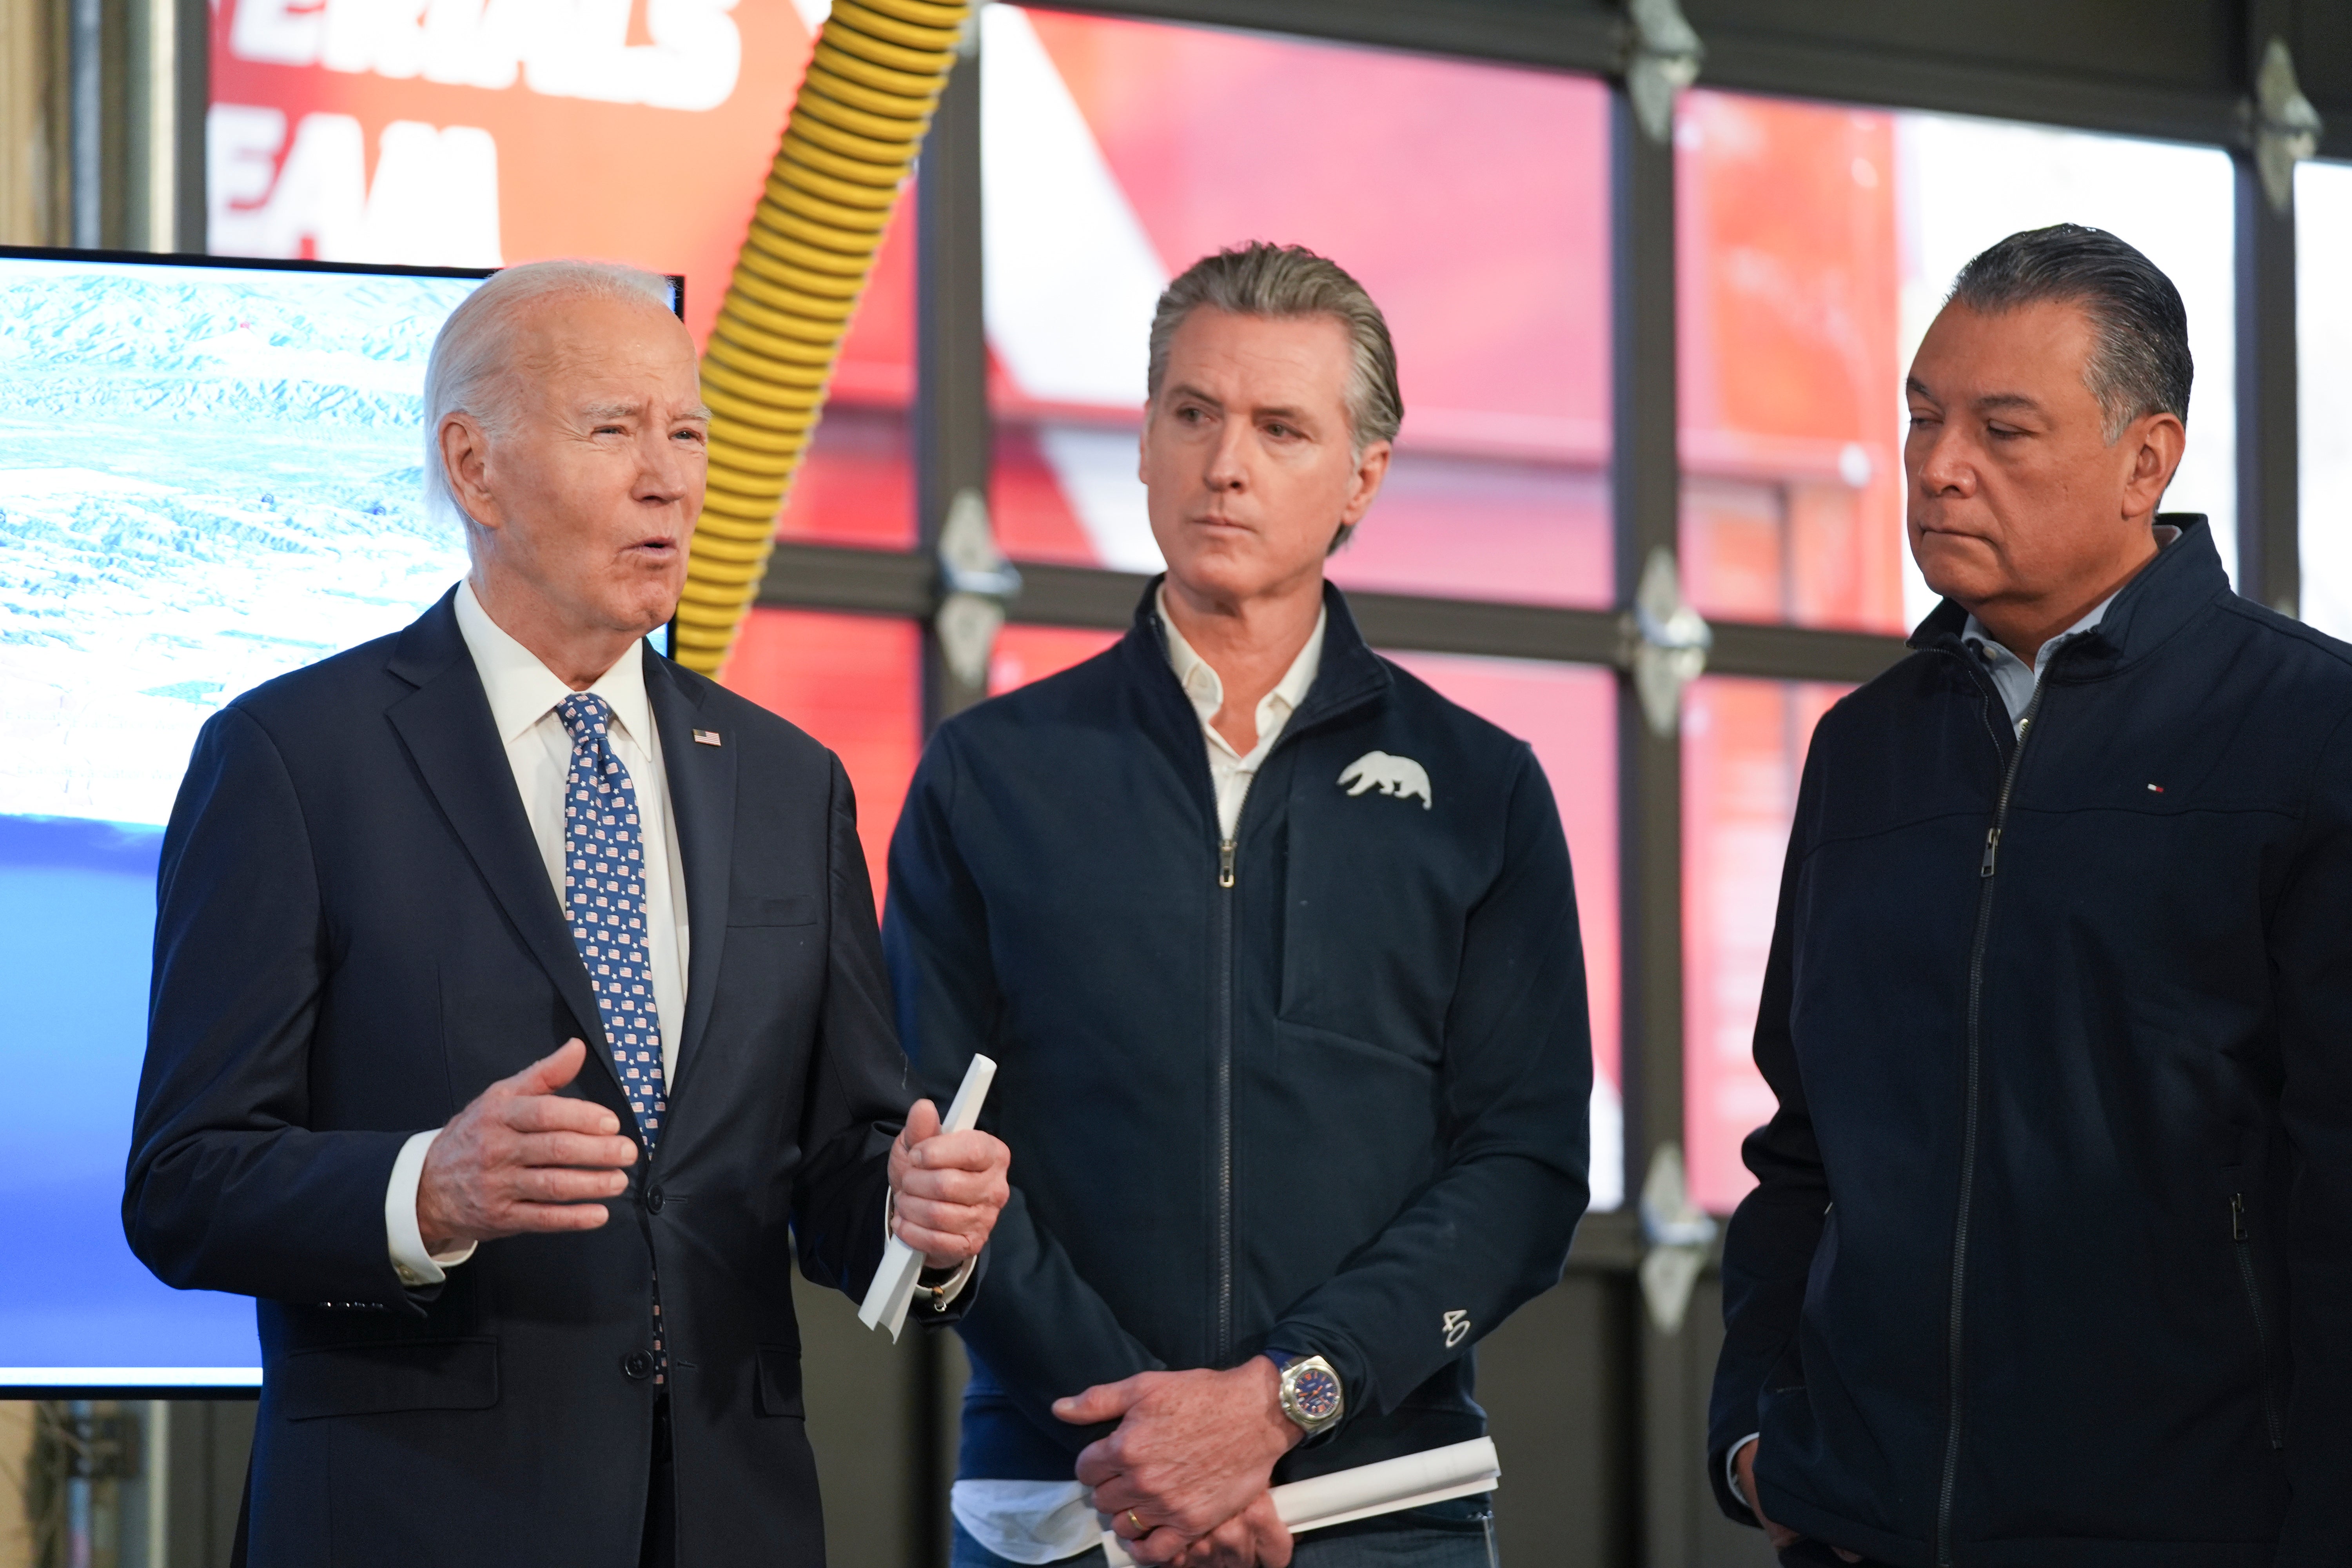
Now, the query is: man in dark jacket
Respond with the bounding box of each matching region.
[887,243,1593,1568]
[1711,223,2352,1567]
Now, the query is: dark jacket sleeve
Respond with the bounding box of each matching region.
[792,753,977,1321]
[884,730,1163,1447]
[1706,738,1831,1524]
[123,704,417,1308]
[1261,745,1592,1423]
[2267,708,2352,1568]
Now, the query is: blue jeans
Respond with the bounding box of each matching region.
[949,1495,1499,1568]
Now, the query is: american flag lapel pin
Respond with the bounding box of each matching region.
[693,729,723,747]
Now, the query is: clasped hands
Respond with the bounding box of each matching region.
[1055,1359,1304,1568]
[415,1039,1011,1269]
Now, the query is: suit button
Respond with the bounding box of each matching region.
[622,1350,655,1381]
[645,1187,664,1214]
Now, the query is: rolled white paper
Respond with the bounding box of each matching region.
[1097,1436,1500,1566]
[857,1053,997,1340]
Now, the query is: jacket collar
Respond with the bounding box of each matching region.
[384,590,625,1114]
[1119,576,1391,818]
[642,648,731,1111]
[1906,513,2228,677]
[1124,575,1390,718]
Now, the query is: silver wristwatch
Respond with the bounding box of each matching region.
[1267,1350,1345,1436]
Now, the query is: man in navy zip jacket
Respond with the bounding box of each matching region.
[1711,224,2352,1567]
[886,244,1593,1567]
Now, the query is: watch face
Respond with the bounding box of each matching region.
[1288,1364,1342,1424]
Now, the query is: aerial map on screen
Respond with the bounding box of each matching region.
[0,255,485,1382]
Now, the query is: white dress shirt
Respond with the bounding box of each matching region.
[1160,586,1327,840]
[947,590,1327,1565]
[385,582,690,1288]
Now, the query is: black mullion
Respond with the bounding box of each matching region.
[1610,80,1704,1568]
[750,542,1911,682]
[916,42,992,725]
[2234,0,2302,618]
[909,36,987,1568]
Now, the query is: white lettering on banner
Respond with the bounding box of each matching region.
[229,0,741,112]
[208,105,504,266]
[230,0,326,67]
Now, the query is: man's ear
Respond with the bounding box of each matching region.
[440,412,500,530]
[2123,412,2186,520]
[1341,439,1393,528]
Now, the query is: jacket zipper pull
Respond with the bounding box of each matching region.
[1218,839,1236,889]
[1980,827,2001,878]
[2232,1192,2248,1242]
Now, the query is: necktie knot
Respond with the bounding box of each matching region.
[557,691,613,744]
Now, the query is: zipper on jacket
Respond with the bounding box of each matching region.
[1936,679,2044,1568]
[1210,782,1252,1363]
[2231,1193,2286,1449]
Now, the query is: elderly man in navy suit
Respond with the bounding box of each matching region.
[124,260,1011,1568]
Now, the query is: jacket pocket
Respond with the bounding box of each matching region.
[730,893,819,927]
[755,1344,806,1418]
[2229,1191,2285,1450]
[279,1337,499,1421]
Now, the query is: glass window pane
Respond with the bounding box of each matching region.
[1676,91,2238,633]
[1681,676,1850,1215]
[1384,655,1622,1209]
[721,610,921,906]
[2299,160,2352,640]
[989,625,1125,695]
[982,7,1612,606]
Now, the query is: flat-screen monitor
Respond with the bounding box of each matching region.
[0,248,681,1392]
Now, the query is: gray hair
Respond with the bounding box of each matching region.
[422,259,676,527]
[1146,243,1403,552]
[1947,223,2192,443]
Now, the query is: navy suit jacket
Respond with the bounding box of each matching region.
[124,590,920,1567]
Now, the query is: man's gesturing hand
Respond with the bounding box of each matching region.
[1056,1360,1302,1566]
[415,1040,638,1256]
[887,1098,1011,1270]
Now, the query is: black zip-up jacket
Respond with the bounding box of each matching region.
[884,579,1593,1486]
[1710,518,2352,1568]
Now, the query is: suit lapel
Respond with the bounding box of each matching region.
[647,649,735,1100]
[384,597,619,1098]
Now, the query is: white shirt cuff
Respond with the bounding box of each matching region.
[387,1129,479,1288]
[1728,1433,1760,1509]
[886,1191,979,1309]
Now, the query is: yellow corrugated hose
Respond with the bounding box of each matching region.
[675,0,970,675]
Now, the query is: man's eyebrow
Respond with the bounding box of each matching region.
[1164,381,1223,408]
[684,404,713,423]
[579,400,644,420]
[1971,392,2046,416]
[1905,376,1936,402]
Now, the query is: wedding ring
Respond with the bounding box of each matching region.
[1128,1510,1145,1535]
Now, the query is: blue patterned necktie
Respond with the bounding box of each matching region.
[558,692,670,1383]
[557,692,668,1146]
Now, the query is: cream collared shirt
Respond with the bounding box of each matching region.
[385,581,690,1288]
[1158,586,1327,840]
